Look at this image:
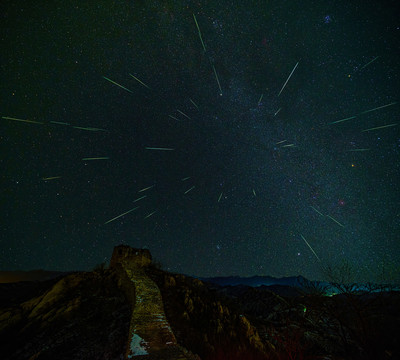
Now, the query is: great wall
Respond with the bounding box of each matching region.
[109,245,195,359]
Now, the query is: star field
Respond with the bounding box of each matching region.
[1,0,399,283]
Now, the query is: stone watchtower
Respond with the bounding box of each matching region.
[110,245,152,270]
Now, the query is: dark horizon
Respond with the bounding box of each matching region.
[1,264,398,286]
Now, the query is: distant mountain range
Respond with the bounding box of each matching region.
[0,271,316,289]
[200,275,310,288]
[200,275,399,295]
[2,271,396,295]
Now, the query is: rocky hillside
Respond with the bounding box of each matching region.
[146,265,267,360]
[0,270,131,360]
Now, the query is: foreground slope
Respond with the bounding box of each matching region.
[0,271,130,359]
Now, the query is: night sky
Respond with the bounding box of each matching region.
[1,0,399,283]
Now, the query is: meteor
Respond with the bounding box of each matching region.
[277,62,299,97]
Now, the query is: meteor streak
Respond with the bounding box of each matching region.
[212,65,223,96]
[145,147,174,151]
[2,116,43,124]
[177,109,191,120]
[133,195,147,203]
[189,98,199,109]
[277,62,299,97]
[330,102,397,125]
[50,121,70,125]
[42,176,61,181]
[129,73,151,90]
[73,126,107,131]
[310,206,324,217]
[103,76,133,93]
[184,186,195,194]
[361,123,398,132]
[360,102,397,115]
[326,215,344,227]
[300,234,321,262]
[360,56,380,70]
[138,185,154,193]
[329,116,357,125]
[144,211,157,219]
[104,206,139,224]
[193,13,206,52]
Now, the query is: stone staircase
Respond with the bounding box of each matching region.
[124,268,195,359]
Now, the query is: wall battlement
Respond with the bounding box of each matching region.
[110,245,152,270]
